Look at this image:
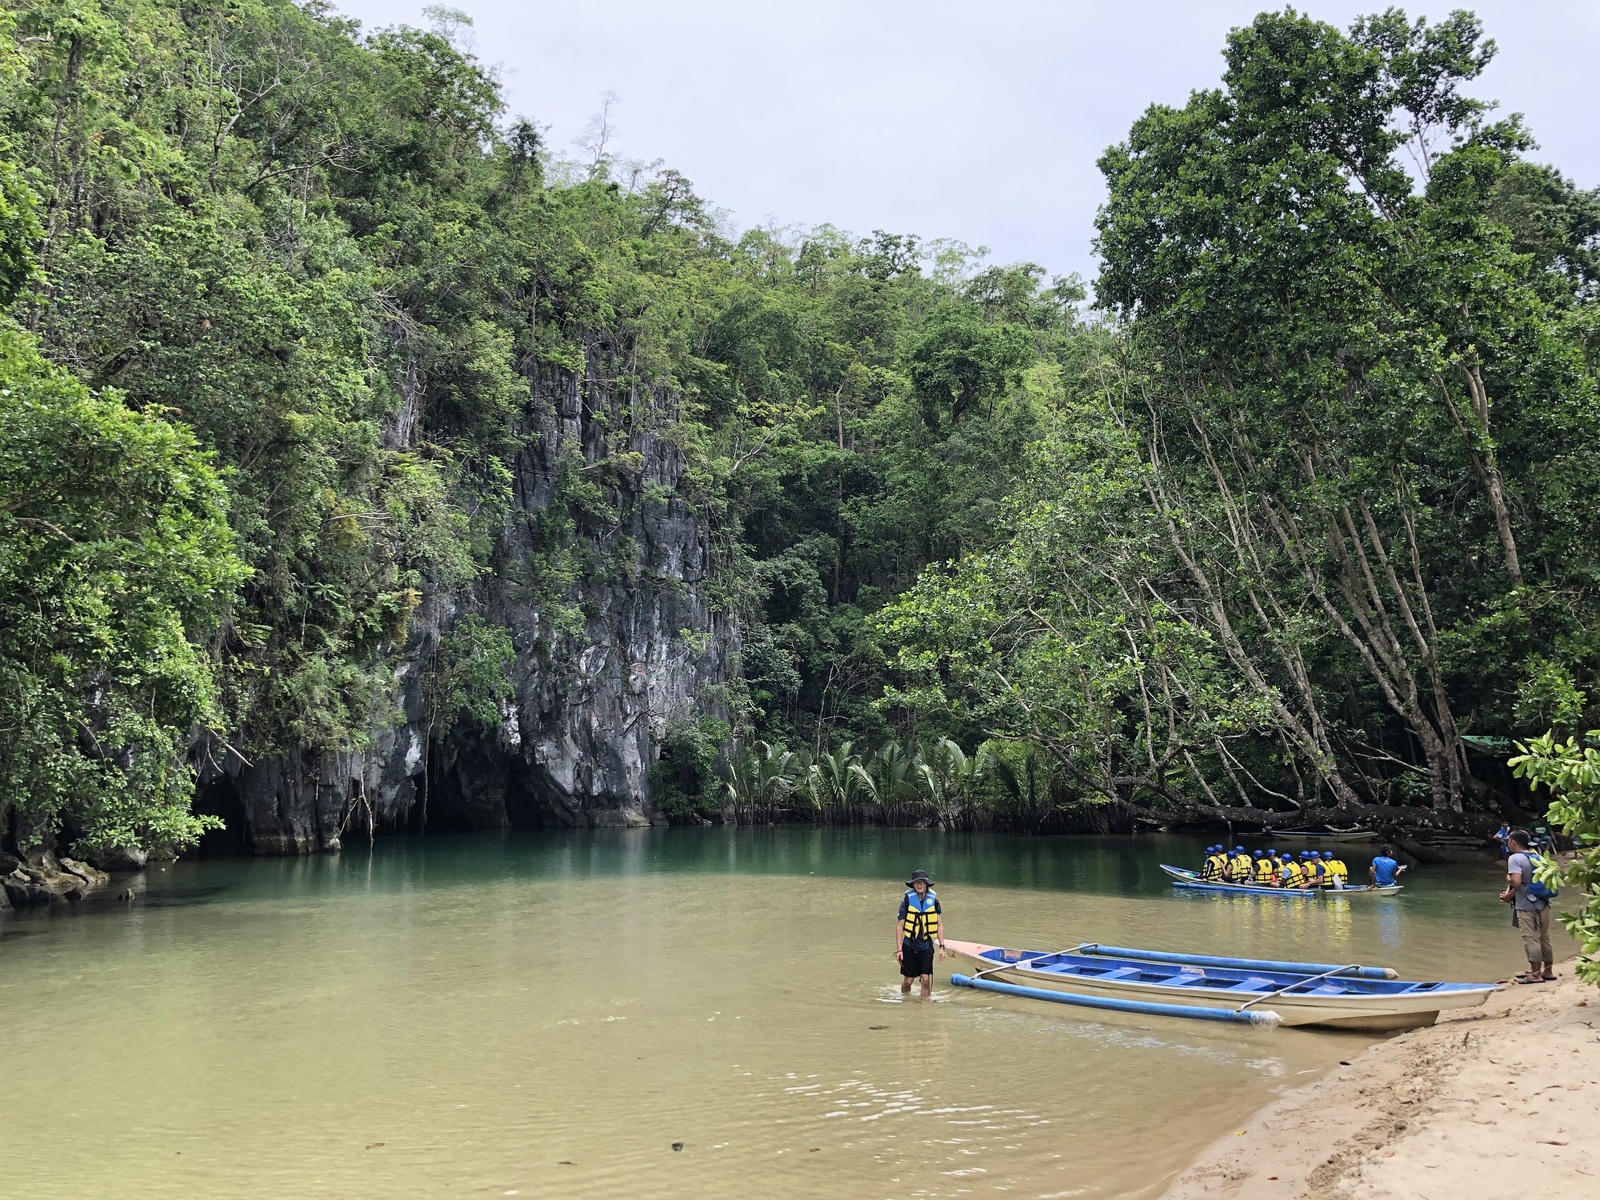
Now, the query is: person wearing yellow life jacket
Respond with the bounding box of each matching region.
[1300,851,1326,888]
[1223,845,1251,883]
[896,869,945,998]
[1321,851,1348,888]
[1261,847,1283,885]
[1200,845,1227,881]
[1279,856,1306,889]
[1251,850,1275,885]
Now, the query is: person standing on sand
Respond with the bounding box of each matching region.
[896,869,945,999]
[1500,829,1557,984]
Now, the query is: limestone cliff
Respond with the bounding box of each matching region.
[203,354,735,853]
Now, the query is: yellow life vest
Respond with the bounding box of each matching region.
[902,889,940,942]
[1230,853,1252,881]
[1280,861,1305,888]
[1201,854,1226,881]
[1329,859,1349,884]
[1252,857,1275,884]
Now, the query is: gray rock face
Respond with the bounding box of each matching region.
[84,844,150,873]
[207,357,736,854]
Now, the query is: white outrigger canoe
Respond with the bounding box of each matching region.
[946,940,1495,1031]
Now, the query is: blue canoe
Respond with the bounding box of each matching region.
[1161,864,1402,896]
[947,940,1493,1030]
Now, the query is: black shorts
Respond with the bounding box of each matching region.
[900,939,935,977]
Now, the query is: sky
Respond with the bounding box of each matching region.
[331,1,1599,284]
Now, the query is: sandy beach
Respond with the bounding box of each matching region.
[1164,959,1599,1199]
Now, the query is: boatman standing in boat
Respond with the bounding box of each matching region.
[896,869,946,999]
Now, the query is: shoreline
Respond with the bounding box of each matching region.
[1162,957,1597,1199]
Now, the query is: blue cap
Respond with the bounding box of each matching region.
[1300,851,1312,858]
[1234,846,1245,852]
[1322,851,1334,859]
[1253,850,1263,857]
[1267,847,1277,855]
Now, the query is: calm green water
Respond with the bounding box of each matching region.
[0,830,1553,1199]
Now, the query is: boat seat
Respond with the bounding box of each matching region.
[1225,976,1277,991]
[1093,967,1143,981]
[1306,984,1349,995]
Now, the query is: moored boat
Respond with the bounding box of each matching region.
[1161,863,1402,896]
[945,940,1493,1030]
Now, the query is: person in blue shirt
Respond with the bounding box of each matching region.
[1369,847,1408,887]
[1493,822,1511,856]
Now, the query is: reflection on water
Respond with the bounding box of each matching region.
[0,829,1548,1199]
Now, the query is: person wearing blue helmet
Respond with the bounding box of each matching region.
[1264,848,1283,885]
[1250,849,1274,885]
[1321,849,1348,889]
[1225,845,1252,883]
[1280,853,1307,888]
[1300,850,1325,888]
[1200,845,1226,881]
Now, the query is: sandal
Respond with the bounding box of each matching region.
[1513,973,1548,984]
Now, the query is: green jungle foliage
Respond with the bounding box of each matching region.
[883,8,1600,826]
[0,2,1596,852]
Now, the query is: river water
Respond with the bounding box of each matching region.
[0,830,1555,1199]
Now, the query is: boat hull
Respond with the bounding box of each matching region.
[1161,864,1402,897]
[945,941,1491,1031]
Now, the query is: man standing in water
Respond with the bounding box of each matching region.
[896,870,945,999]
[1500,829,1557,984]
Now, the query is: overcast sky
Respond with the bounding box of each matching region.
[331,1,1598,284]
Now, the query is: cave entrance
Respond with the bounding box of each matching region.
[193,775,253,857]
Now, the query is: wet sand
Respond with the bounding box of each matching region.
[1164,958,1599,1199]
